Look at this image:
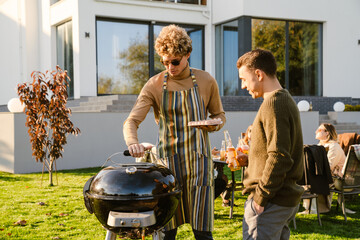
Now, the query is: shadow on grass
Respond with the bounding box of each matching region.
[0,174,32,182]
[292,200,360,239]
[55,167,103,176]
[214,210,244,220]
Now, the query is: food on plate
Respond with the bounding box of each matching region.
[188,118,222,126]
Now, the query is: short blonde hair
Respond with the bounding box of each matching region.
[155,24,192,57]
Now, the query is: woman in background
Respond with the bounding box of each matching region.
[316,123,345,177]
[301,123,350,214]
[243,124,252,146]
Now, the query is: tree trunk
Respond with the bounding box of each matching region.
[49,159,54,186]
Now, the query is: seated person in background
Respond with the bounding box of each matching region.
[242,124,252,146]
[212,147,232,207]
[235,125,252,167]
[317,123,356,214]
[302,123,353,214]
[338,132,360,156]
[316,123,346,178]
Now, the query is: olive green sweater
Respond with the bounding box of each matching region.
[243,89,304,207]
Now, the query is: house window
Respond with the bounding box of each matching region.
[96,19,204,95]
[215,20,239,96]
[56,20,74,98]
[216,17,322,96]
[96,20,149,95]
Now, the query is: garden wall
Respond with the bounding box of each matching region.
[0,111,318,173]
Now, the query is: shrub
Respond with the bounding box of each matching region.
[344,104,360,111]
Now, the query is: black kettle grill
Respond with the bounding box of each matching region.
[83,161,181,239]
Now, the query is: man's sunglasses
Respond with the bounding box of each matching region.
[160,57,183,66]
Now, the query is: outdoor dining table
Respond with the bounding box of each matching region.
[213,159,244,219]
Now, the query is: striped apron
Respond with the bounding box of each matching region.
[157,69,214,232]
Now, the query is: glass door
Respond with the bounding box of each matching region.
[56,21,74,98]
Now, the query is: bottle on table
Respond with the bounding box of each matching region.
[220,140,226,161]
[224,130,240,171]
[237,133,249,155]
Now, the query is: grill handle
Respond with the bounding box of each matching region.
[83,176,95,214]
[123,150,131,156]
[101,151,131,168]
[102,150,167,168]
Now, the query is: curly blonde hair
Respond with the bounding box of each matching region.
[155,24,192,57]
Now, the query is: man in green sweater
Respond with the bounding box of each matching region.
[236,49,304,240]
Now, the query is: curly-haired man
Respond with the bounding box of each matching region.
[124,24,226,240]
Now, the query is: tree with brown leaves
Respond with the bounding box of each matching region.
[17,66,80,186]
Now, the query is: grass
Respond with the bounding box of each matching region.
[0,167,360,239]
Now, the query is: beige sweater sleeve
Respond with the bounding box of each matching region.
[123,77,161,146]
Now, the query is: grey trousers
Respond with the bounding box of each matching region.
[243,198,299,240]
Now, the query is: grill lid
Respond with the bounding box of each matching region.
[87,163,179,200]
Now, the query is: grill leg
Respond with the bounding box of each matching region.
[105,230,117,240]
[152,230,164,240]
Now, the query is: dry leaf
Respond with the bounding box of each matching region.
[59,213,68,216]
[46,213,52,216]
[14,220,27,226]
[52,237,60,239]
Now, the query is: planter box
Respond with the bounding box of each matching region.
[328,111,360,125]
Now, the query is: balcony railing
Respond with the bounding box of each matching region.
[151,0,207,5]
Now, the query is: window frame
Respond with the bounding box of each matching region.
[216,16,323,97]
[95,17,205,95]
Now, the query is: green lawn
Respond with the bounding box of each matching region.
[0,167,359,239]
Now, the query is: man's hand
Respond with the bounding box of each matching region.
[190,125,218,132]
[226,158,234,169]
[128,143,152,158]
[211,147,220,156]
[253,200,264,214]
[236,151,248,167]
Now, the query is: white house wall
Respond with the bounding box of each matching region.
[212,0,360,99]
[39,0,52,72]
[0,114,15,173]
[24,0,41,79]
[0,0,25,104]
[0,0,51,105]
[1,0,360,106]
